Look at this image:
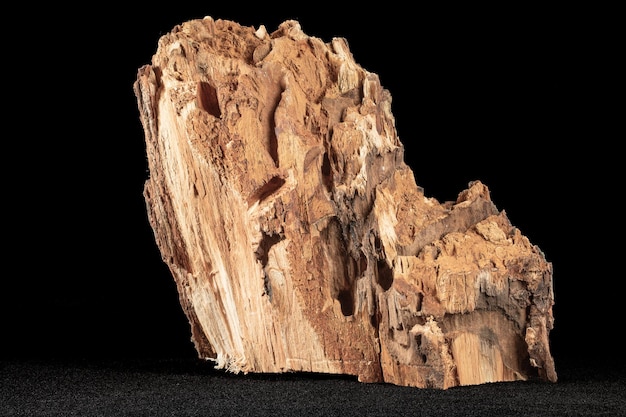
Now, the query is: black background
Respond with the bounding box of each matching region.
[4,4,621,378]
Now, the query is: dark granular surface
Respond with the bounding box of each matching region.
[2,357,624,417]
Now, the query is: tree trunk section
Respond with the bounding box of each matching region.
[133,17,557,389]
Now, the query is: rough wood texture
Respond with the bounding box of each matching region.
[134,17,557,389]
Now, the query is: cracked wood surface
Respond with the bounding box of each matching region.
[134,17,557,389]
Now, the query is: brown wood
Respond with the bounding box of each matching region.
[134,17,557,389]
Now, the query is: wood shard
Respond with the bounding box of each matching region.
[133,17,557,389]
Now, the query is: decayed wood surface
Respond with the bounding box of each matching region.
[134,17,557,389]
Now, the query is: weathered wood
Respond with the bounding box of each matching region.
[134,17,557,388]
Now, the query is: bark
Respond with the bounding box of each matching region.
[134,17,557,389]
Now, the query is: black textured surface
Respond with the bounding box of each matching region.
[2,357,625,417]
